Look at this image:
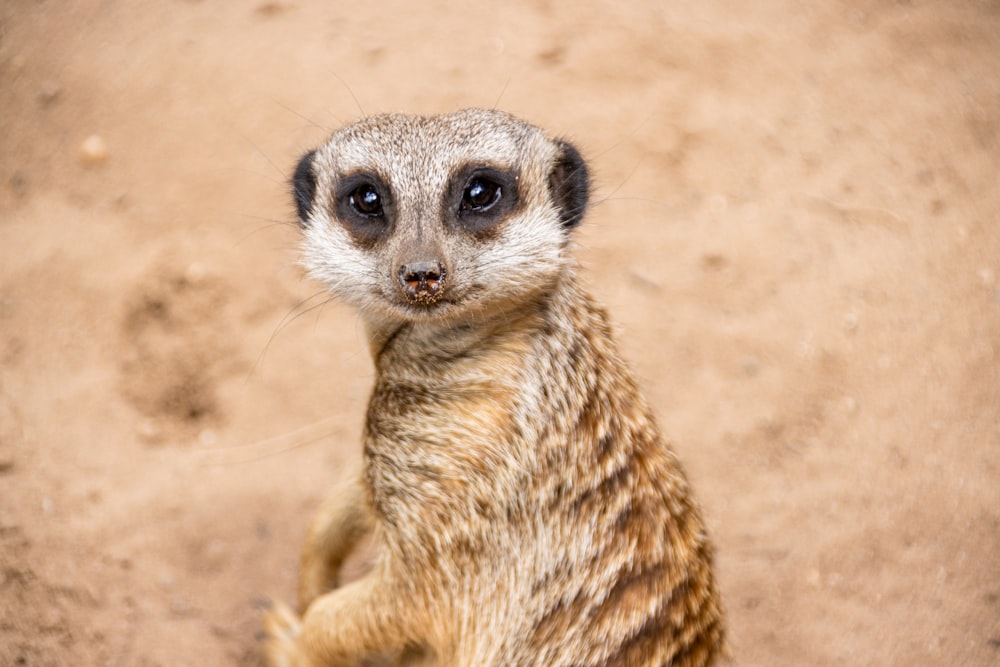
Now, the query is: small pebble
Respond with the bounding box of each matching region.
[170,594,192,616]
[137,418,163,444]
[37,82,62,107]
[79,134,109,166]
[0,455,14,474]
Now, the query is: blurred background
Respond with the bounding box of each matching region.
[1,1,998,664]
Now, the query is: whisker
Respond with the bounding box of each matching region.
[270,97,332,135]
[491,77,512,111]
[195,417,343,465]
[328,70,366,119]
[239,133,286,180]
[594,155,645,209]
[250,290,336,378]
[231,215,300,248]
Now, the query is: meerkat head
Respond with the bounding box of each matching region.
[291,109,589,327]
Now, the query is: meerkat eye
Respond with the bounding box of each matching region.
[461,177,501,212]
[349,184,384,217]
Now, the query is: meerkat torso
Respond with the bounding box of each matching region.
[264,109,724,667]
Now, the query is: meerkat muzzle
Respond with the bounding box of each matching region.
[398,261,446,305]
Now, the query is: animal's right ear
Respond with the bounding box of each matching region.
[292,149,318,226]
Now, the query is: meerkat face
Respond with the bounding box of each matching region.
[291,109,589,326]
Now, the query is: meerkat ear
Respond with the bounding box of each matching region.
[548,139,590,229]
[292,149,318,226]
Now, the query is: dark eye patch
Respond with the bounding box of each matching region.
[334,171,393,246]
[448,165,519,236]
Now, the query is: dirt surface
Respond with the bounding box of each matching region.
[1,1,999,665]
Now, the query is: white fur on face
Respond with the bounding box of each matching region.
[298,110,573,327]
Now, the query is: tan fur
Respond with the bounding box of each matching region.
[263,109,724,666]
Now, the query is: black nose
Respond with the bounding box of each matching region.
[398,261,446,304]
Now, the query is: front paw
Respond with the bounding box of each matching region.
[262,600,306,667]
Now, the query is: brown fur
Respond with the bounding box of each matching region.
[263,109,724,666]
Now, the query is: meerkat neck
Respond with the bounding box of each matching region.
[363,271,577,372]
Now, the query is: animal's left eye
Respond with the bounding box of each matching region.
[461,177,501,212]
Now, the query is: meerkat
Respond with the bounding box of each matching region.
[263,108,724,667]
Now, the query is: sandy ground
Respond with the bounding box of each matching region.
[1,1,999,665]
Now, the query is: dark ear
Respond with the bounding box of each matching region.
[292,149,318,226]
[548,139,590,229]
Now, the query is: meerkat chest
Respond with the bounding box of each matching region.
[361,346,535,532]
